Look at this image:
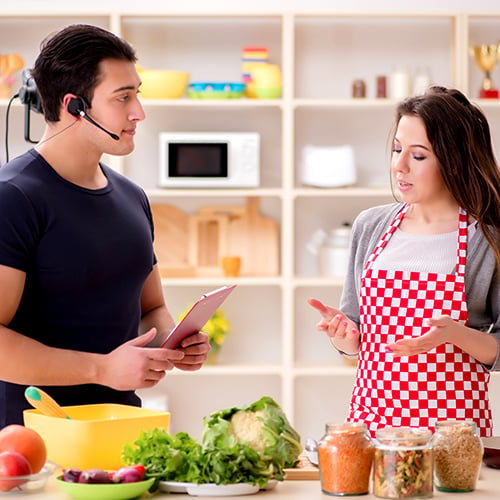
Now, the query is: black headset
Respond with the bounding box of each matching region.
[67,96,87,117]
[67,96,119,140]
[18,69,42,114]
[17,69,43,144]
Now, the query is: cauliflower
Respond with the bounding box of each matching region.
[202,396,302,479]
[228,410,267,454]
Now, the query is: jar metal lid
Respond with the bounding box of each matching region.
[324,421,367,434]
[434,420,477,433]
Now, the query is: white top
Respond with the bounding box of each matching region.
[372,224,477,274]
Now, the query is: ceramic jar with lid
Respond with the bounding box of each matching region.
[317,421,374,496]
[373,427,433,499]
[317,223,352,278]
[432,420,483,492]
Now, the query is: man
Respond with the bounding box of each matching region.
[0,24,210,426]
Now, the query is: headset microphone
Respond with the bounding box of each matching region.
[67,97,120,141]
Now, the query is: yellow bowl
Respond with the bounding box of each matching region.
[24,404,170,470]
[138,69,189,99]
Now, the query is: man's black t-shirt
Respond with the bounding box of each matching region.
[0,149,156,425]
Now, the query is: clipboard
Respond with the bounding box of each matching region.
[161,285,236,349]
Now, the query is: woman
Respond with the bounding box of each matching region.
[309,86,500,437]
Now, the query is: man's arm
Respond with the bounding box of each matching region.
[0,264,183,390]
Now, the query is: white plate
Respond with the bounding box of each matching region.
[159,480,191,493]
[186,483,259,496]
[261,479,278,490]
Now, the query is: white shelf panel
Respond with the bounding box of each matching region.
[140,99,284,108]
[293,187,392,198]
[147,188,283,200]
[161,277,284,287]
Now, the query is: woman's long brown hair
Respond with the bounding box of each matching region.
[393,86,500,268]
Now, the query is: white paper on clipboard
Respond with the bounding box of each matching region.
[161,285,236,349]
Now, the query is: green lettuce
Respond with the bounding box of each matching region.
[122,396,301,490]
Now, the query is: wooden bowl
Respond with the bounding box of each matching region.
[482,436,500,468]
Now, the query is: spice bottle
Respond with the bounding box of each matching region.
[432,420,483,492]
[376,75,387,98]
[373,427,433,499]
[352,79,366,98]
[318,422,374,496]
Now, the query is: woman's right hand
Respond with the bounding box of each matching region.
[307,297,361,355]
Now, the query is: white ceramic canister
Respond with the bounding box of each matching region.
[300,145,356,187]
[317,223,351,278]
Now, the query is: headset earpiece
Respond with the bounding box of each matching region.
[67,96,86,117]
[65,95,120,141]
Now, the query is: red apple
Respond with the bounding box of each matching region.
[0,451,32,491]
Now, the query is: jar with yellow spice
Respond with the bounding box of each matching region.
[318,422,374,496]
[432,420,483,492]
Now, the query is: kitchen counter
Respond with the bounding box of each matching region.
[13,465,500,499]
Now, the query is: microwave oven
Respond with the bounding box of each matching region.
[159,132,260,188]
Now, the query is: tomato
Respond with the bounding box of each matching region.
[0,451,31,491]
[130,464,145,480]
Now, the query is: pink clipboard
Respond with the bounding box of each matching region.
[160,285,236,349]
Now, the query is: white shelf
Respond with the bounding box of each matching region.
[147,188,283,200]
[293,187,392,198]
[293,98,398,108]
[2,10,500,441]
[140,98,284,108]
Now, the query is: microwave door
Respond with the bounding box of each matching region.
[169,142,229,185]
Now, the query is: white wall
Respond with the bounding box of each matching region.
[3,0,500,14]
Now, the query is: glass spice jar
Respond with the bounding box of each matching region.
[318,422,374,496]
[352,79,366,98]
[373,427,433,499]
[432,420,483,492]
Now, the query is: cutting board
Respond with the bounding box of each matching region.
[150,204,195,277]
[284,452,320,480]
[188,213,230,276]
[227,197,279,276]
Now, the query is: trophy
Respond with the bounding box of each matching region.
[469,41,500,98]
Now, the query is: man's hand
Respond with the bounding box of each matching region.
[173,331,210,371]
[101,329,184,390]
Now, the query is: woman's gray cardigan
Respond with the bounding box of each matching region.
[339,202,500,371]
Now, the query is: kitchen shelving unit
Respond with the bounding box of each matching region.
[1,10,500,441]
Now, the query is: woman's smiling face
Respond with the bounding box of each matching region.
[391,115,450,206]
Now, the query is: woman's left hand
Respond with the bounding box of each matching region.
[386,315,456,356]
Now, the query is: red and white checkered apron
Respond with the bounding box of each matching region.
[348,204,492,437]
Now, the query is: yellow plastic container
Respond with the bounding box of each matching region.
[24,403,170,470]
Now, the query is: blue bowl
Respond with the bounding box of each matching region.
[188,82,245,99]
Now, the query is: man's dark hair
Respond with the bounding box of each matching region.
[31,24,137,122]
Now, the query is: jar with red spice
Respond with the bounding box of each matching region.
[318,421,374,496]
[373,427,433,499]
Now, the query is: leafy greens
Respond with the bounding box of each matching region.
[121,396,302,490]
